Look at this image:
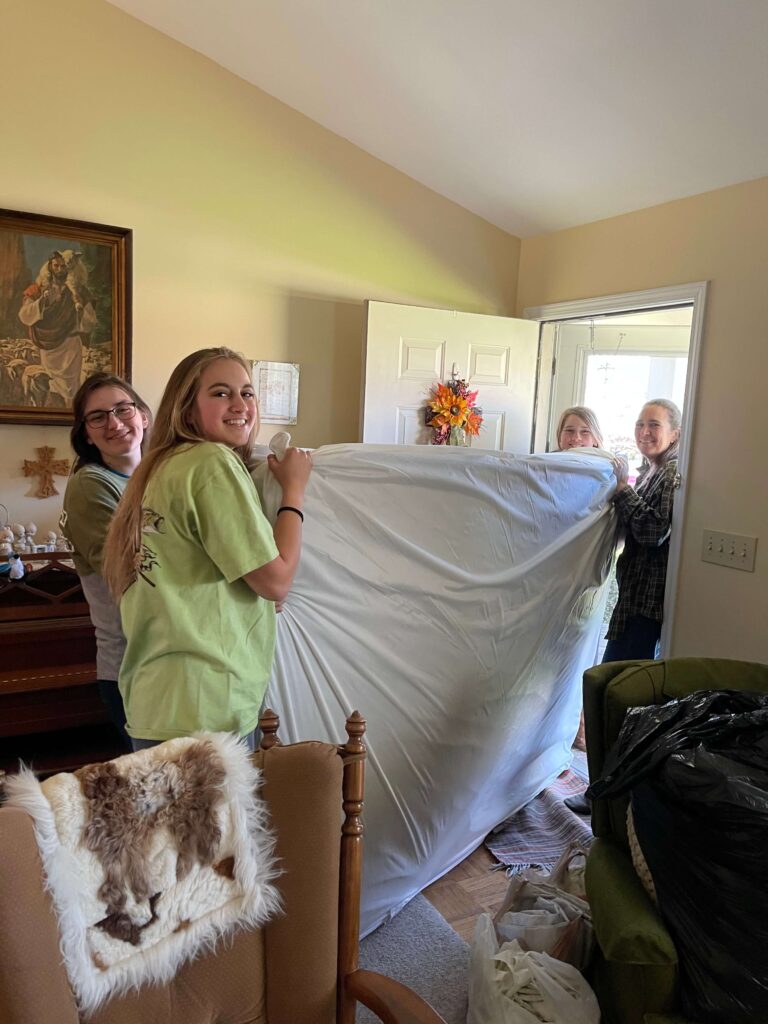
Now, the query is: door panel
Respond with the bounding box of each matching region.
[468,344,509,385]
[475,410,505,450]
[362,301,539,453]
[395,406,424,444]
[399,336,445,380]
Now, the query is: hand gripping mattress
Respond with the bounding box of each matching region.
[252,442,616,934]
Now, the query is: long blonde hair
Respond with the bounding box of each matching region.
[103,347,258,597]
[555,405,604,450]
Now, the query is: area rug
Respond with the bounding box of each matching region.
[357,894,469,1024]
[485,751,593,873]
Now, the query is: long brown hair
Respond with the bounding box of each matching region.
[640,398,682,467]
[70,373,152,471]
[103,347,258,597]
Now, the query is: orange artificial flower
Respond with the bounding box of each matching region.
[426,377,483,443]
[429,385,469,428]
[465,410,482,436]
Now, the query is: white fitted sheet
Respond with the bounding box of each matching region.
[253,442,616,934]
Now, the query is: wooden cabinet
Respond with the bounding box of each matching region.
[0,552,104,738]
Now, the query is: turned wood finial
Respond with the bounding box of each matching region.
[345,709,366,748]
[338,710,367,1024]
[341,711,366,840]
[258,707,281,750]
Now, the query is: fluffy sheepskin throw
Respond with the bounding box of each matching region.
[5,732,280,1015]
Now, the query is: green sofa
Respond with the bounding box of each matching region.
[582,657,768,1024]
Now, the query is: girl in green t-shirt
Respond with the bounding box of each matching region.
[61,373,152,747]
[103,347,312,749]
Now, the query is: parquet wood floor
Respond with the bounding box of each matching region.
[422,843,509,943]
[423,741,588,942]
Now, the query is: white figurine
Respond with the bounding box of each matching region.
[46,530,57,546]
[55,533,71,552]
[25,522,38,541]
[9,553,25,579]
[269,431,292,460]
[0,542,13,557]
[0,527,13,544]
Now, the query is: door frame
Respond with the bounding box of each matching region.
[523,282,708,656]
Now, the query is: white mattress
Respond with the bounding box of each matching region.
[253,442,616,934]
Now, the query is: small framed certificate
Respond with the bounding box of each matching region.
[252,360,300,424]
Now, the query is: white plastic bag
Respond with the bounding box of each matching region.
[467,915,600,1024]
[492,845,594,971]
[548,843,588,900]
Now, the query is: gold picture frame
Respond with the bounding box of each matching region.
[0,208,132,425]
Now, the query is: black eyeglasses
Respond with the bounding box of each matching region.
[83,401,138,428]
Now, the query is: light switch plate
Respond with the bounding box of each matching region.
[701,530,757,572]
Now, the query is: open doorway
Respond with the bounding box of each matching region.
[540,305,691,457]
[525,282,707,657]
[546,306,693,658]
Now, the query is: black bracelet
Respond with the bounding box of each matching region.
[277,505,304,523]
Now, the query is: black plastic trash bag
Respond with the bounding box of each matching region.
[587,689,768,1024]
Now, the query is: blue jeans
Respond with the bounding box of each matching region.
[603,614,661,663]
[97,679,131,750]
[129,697,267,753]
[130,729,258,753]
[130,737,163,752]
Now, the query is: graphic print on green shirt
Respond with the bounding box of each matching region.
[136,509,165,586]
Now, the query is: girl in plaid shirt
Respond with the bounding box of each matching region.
[603,398,681,662]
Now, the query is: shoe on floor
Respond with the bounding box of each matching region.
[564,793,591,815]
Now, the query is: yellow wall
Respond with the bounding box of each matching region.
[518,177,768,661]
[0,0,520,534]
[3,0,765,665]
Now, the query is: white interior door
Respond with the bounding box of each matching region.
[361,301,539,452]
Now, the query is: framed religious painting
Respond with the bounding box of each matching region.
[0,208,132,425]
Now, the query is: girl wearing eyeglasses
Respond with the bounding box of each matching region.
[60,373,152,746]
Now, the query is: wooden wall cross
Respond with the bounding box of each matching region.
[23,446,71,498]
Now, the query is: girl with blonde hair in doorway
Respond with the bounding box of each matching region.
[554,406,606,775]
[555,405,604,451]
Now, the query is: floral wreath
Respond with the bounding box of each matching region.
[425,377,483,445]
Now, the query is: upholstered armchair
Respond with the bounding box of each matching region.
[582,657,768,1024]
[0,710,447,1024]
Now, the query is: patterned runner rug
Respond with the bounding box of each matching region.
[485,751,593,873]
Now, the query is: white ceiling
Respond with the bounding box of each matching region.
[107,0,768,237]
